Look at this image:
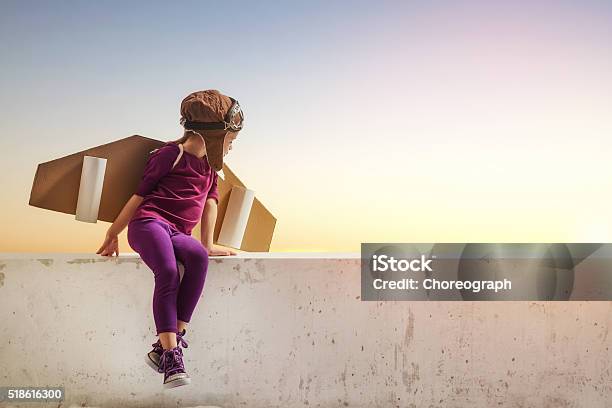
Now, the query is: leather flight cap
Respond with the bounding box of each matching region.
[183,98,244,132]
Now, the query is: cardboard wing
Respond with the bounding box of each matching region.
[28,135,276,252]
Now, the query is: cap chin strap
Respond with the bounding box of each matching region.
[183,129,224,171]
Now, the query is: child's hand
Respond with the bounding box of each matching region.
[97,232,119,257]
[206,244,237,256]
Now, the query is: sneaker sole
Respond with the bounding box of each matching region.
[164,375,191,389]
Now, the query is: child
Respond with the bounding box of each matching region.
[96,89,244,389]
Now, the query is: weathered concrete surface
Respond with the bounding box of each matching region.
[0,252,610,408]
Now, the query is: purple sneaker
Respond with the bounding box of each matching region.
[145,329,189,372]
[158,346,191,388]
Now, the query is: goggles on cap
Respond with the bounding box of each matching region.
[182,97,244,132]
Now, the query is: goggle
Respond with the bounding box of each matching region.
[182,97,244,132]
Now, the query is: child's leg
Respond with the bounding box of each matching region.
[170,232,210,327]
[127,218,181,348]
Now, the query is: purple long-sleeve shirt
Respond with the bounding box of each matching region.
[130,142,219,235]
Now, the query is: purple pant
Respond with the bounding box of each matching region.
[127,217,209,335]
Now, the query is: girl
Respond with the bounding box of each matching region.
[96,90,244,389]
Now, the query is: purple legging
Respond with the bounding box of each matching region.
[127,217,209,335]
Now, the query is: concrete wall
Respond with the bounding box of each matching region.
[0,253,610,408]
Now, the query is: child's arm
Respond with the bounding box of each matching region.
[200,198,236,256]
[108,194,144,236]
[200,198,217,250]
[98,145,178,256]
[96,194,143,256]
[201,170,220,250]
[199,170,237,255]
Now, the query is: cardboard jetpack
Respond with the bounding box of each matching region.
[28,135,276,252]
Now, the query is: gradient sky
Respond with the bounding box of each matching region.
[1,0,611,253]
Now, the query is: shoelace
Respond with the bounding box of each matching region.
[152,331,188,354]
[177,331,189,349]
[152,339,163,353]
[158,348,185,376]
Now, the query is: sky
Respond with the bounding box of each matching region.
[1,0,611,253]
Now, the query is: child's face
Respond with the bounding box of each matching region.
[223,132,238,157]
